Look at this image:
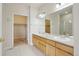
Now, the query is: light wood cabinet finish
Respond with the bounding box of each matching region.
[56,42,73,55]
[45,20,50,33]
[32,37,37,46]
[46,44,55,56]
[46,39,55,47]
[32,34,74,56]
[32,35,46,54]
[56,48,72,56]
[39,41,46,54]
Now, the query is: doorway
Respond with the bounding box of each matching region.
[14,15,28,46]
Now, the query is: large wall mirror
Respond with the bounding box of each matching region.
[52,6,73,36]
[45,6,73,36]
[59,11,72,36]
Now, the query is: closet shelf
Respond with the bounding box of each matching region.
[14,24,27,25]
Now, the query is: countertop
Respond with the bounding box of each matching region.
[33,33,74,47]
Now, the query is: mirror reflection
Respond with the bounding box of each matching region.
[59,11,72,36]
[45,16,51,33]
[45,7,73,36]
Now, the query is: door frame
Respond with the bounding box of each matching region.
[12,14,29,47]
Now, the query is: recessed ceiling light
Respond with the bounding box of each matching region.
[56,3,61,8]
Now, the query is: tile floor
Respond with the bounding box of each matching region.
[5,44,44,56]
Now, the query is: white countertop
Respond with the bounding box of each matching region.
[33,33,74,47]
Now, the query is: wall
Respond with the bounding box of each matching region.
[38,4,56,15]
[14,25,26,39]
[73,4,79,56]
[2,3,7,55]
[0,4,2,38]
[29,6,40,45]
[0,3,2,56]
[2,3,29,50]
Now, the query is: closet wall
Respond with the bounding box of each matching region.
[14,15,27,45]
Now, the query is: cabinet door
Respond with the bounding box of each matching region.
[41,42,46,54]
[38,41,46,54]
[32,36,39,48]
[56,48,72,56]
[32,37,36,46]
[46,44,55,56]
[56,42,73,55]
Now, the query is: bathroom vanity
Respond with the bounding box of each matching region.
[32,33,74,56]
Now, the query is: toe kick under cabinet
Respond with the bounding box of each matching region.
[32,34,74,56]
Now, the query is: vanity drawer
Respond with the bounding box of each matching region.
[38,36,47,42]
[33,35,46,41]
[46,40,55,46]
[32,35,38,39]
[56,48,72,56]
[56,42,73,55]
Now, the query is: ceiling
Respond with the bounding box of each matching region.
[29,3,56,8]
[5,3,56,8]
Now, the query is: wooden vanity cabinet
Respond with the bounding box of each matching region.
[32,34,74,56]
[46,44,55,56]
